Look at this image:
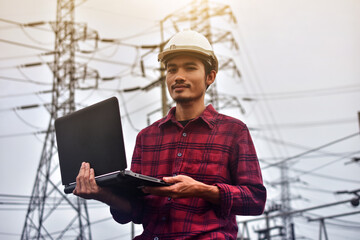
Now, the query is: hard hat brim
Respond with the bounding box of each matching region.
[158,48,218,73]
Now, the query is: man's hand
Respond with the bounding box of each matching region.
[72,162,131,213]
[142,175,220,204]
[73,162,108,200]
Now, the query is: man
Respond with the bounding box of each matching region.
[74,30,266,239]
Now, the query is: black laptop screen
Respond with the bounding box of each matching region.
[55,97,127,185]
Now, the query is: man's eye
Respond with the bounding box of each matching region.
[167,68,176,73]
[186,67,197,71]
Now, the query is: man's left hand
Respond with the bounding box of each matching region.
[142,175,220,204]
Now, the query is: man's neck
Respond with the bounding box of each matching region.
[175,101,206,121]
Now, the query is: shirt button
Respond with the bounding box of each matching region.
[177,152,182,157]
[168,197,172,201]
[182,132,187,137]
[154,237,159,240]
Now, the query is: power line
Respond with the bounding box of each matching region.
[0,130,48,139]
[290,185,336,195]
[292,150,360,179]
[0,89,52,99]
[0,75,51,85]
[262,132,360,170]
[259,151,358,162]
[0,231,20,237]
[264,150,360,185]
[0,18,51,32]
[19,25,53,46]
[0,38,52,52]
[254,134,357,163]
[239,84,360,100]
[290,167,360,184]
[252,118,356,130]
[13,109,43,130]
[80,5,160,23]
[0,102,48,112]
[0,53,42,61]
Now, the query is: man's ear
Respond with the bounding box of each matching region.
[206,70,216,87]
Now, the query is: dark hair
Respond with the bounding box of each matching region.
[201,60,213,76]
[201,60,214,90]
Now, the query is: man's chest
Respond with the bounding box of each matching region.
[140,128,234,184]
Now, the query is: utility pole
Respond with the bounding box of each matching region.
[254,204,284,240]
[280,162,292,239]
[21,0,98,238]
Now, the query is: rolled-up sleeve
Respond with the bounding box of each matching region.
[214,125,266,217]
[110,197,144,224]
[110,133,145,224]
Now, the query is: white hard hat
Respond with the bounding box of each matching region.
[158,30,218,73]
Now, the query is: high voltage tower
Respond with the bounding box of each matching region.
[21,0,99,239]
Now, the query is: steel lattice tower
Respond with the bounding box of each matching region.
[21,0,97,239]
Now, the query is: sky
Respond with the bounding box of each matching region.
[0,0,359,239]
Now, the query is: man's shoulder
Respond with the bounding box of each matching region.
[137,117,165,136]
[216,112,247,129]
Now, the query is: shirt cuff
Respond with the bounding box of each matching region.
[214,183,233,218]
[109,197,143,224]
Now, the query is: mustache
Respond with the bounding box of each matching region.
[171,83,191,89]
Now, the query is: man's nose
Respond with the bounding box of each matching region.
[175,78,185,84]
[174,69,186,82]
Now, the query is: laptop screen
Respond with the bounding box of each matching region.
[55,97,127,185]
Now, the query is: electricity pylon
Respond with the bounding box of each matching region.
[21,0,98,239]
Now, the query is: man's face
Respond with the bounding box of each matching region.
[166,55,211,104]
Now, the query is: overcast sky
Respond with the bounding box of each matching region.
[0,0,359,239]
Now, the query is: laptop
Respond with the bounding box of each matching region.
[55,97,170,195]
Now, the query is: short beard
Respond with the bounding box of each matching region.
[174,78,208,104]
[174,96,196,104]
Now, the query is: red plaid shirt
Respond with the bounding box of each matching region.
[111,105,266,240]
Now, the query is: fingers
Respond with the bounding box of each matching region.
[82,162,91,191]
[163,175,190,184]
[74,162,86,194]
[73,162,98,198]
[143,176,184,196]
[77,162,88,192]
[89,167,97,189]
[89,167,96,183]
[144,175,202,199]
[163,176,176,183]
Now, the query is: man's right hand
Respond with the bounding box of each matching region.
[73,162,132,214]
[73,162,106,200]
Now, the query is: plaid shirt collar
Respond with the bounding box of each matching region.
[158,104,218,129]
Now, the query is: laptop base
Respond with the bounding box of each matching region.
[64,171,170,196]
